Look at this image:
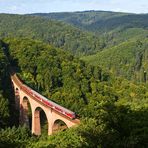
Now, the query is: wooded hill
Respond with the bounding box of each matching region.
[82,34,148,83]
[0,38,148,147]
[30,11,148,33]
[30,11,129,31]
[1,12,148,57]
[0,11,148,147]
[31,11,148,49]
[0,14,104,55]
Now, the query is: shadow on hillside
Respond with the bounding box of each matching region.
[102,105,148,148]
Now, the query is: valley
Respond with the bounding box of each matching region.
[0,10,148,148]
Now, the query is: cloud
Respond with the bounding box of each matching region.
[0,0,148,14]
[9,5,18,11]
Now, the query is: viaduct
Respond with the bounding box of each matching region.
[11,73,80,135]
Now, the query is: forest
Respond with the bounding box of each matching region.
[83,36,148,82]
[0,14,105,56]
[31,11,148,33]
[0,11,148,148]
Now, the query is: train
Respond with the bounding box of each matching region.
[12,74,76,119]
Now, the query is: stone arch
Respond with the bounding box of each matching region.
[11,74,80,136]
[33,107,48,135]
[52,119,68,134]
[20,96,32,129]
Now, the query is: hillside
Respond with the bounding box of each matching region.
[0,11,148,147]
[31,11,148,50]
[0,12,148,56]
[0,40,19,129]
[31,11,148,33]
[30,11,129,31]
[0,14,104,55]
[82,36,148,82]
[0,38,148,147]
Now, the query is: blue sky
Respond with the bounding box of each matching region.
[0,0,148,14]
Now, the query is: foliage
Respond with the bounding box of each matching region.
[83,37,148,82]
[0,126,31,148]
[31,11,148,34]
[0,38,147,147]
[32,11,148,52]
[0,14,104,55]
[3,38,112,114]
[0,93,9,128]
[0,10,148,147]
[0,44,10,128]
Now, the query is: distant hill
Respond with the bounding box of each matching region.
[30,11,148,51]
[30,11,148,33]
[1,11,148,83]
[0,14,104,55]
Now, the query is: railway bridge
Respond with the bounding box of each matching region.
[11,73,80,135]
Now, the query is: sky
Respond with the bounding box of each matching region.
[0,0,148,14]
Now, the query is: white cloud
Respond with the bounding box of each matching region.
[0,0,148,14]
[9,5,17,11]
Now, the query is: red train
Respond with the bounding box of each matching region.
[20,84,76,119]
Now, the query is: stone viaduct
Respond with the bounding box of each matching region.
[11,73,80,135]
